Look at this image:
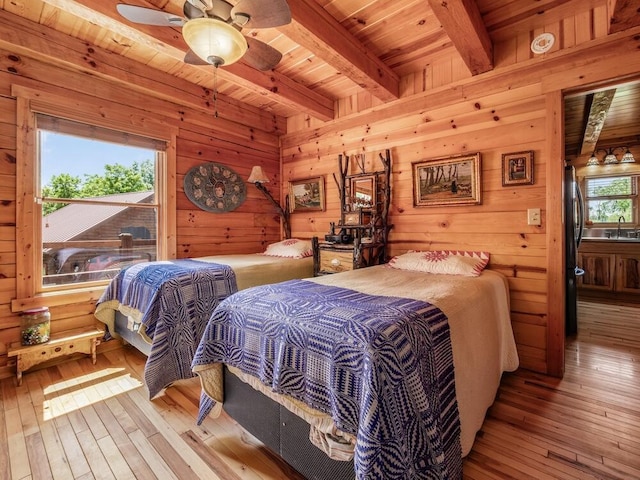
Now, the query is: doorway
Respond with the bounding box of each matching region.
[563,77,640,330]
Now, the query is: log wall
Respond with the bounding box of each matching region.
[0,5,639,378]
[0,11,283,376]
[282,10,640,375]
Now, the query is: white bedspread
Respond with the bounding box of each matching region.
[310,265,519,456]
[189,254,314,290]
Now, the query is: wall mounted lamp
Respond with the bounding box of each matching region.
[586,146,636,166]
[248,166,291,239]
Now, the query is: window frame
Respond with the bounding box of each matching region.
[583,174,638,225]
[12,85,177,312]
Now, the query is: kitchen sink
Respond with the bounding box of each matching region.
[582,227,640,242]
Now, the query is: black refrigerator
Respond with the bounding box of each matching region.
[564,165,585,336]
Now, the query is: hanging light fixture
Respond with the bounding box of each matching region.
[586,150,602,166]
[603,147,619,165]
[587,146,636,166]
[182,18,248,67]
[620,147,636,163]
[182,18,248,118]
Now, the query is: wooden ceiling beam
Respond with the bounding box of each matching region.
[427,0,493,75]
[281,0,399,102]
[579,89,616,155]
[40,0,334,121]
[0,9,283,133]
[609,0,640,34]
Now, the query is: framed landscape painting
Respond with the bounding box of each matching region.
[412,153,481,207]
[289,176,325,212]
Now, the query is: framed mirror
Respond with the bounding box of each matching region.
[349,175,376,211]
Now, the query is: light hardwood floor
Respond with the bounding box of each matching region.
[1,301,639,479]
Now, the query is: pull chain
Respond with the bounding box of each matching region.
[213,65,219,118]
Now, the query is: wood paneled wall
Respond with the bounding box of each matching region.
[0,12,284,376]
[282,15,640,374]
[282,85,551,373]
[0,5,639,379]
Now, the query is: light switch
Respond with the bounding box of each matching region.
[527,208,541,226]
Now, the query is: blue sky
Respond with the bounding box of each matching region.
[39,131,155,187]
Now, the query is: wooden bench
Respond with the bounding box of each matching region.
[7,327,104,385]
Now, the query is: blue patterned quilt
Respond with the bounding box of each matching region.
[192,279,462,479]
[96,259,237,398]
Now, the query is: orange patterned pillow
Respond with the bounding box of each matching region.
[388,250,490,276]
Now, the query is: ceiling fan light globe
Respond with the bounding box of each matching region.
[182,18,248,67]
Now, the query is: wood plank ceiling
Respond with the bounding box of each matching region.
[564,80,640,159]
[1,0,639,140]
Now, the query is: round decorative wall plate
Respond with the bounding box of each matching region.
[183,162,246,213]
[530,33,555,54]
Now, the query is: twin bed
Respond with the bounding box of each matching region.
[94,246,519,479]
[94,241,314,398]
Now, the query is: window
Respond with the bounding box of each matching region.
[584,175,638,224]
[14,85,176,308]
[38,115,162,287]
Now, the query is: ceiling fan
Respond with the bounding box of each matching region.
[116,0,291,71]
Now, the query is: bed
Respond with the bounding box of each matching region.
[191,254,519,480]
[94,242,314,398]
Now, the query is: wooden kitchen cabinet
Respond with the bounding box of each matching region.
[615,254,640,294]
[578,240,640,304]
[577,252,615,291]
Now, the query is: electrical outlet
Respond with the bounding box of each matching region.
[527,208,541,226]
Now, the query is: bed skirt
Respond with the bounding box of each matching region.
[223,365,356,480]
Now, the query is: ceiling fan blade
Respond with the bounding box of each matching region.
[183,2,205,20]
[243,37,282,71]
[184,49,211,65]
[116,4,185,26]
[231,0,291,29]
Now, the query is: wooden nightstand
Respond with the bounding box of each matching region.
[7,327,104,385]
[313,237,388,276]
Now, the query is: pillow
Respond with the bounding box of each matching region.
[388,250,490,276]
[263,239,312,258]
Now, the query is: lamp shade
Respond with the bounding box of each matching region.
[182,18,248,67]
[603,151,619,164]
[248,166,270,183]
[586,153,600,166]
[620,148,636,163]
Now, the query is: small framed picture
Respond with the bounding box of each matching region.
[502,151,534,186]
[289,176,325,213]
[343,212,360,225]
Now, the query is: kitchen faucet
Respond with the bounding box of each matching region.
[617,215,626,238]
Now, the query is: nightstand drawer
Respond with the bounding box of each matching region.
[319,250,353,273]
